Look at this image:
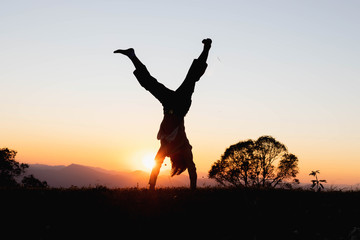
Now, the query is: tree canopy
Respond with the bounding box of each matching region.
[209,136,299,188]
[0,148,47,188]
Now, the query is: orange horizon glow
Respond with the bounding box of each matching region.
[4,122,359,185]
[7,142,359,186]
[1,1,359,187]
[141,153,156,171]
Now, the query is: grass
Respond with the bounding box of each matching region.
[1,187,360,240]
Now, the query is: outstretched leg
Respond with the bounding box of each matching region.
[198,38,212,63]
[114,47,174,105]
[176,38,212,96]
[114,48,144,69]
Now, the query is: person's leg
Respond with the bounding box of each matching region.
[198,38,212,63]
[114,47,174,105]
[114,48,144,69]
[175,38,212,104]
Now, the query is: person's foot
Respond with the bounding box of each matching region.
[113,48,135,57]
[202,38,212,49]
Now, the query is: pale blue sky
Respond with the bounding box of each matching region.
[1,0,360,184]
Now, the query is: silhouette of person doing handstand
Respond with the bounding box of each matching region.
[114,38,212,190]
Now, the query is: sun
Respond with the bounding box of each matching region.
[142,153,155,171]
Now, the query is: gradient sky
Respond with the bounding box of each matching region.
[1,0,359,185]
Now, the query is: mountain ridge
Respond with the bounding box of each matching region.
[26,163,217,188]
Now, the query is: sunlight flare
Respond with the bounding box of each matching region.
[142,153,155,171]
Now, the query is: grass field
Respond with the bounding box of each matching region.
[2,187,360,240]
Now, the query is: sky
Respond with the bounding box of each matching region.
[1,0,360,185]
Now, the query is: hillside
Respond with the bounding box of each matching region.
[26,164,217,188]
[2,187,360,240]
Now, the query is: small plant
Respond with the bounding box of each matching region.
[309,170,327,192]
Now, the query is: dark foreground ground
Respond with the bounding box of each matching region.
[1,187,360,240]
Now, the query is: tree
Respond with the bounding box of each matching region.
[309,170,326,192]
[22,174,48,188]
[0,148,46,188]
[209,136,299,188]
[0,148,28,187]
[208,140,255,187]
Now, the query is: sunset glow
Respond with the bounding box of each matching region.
[142,153,156,171]
[1,1,359,186]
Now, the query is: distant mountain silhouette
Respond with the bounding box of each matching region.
[27,164,217,188]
